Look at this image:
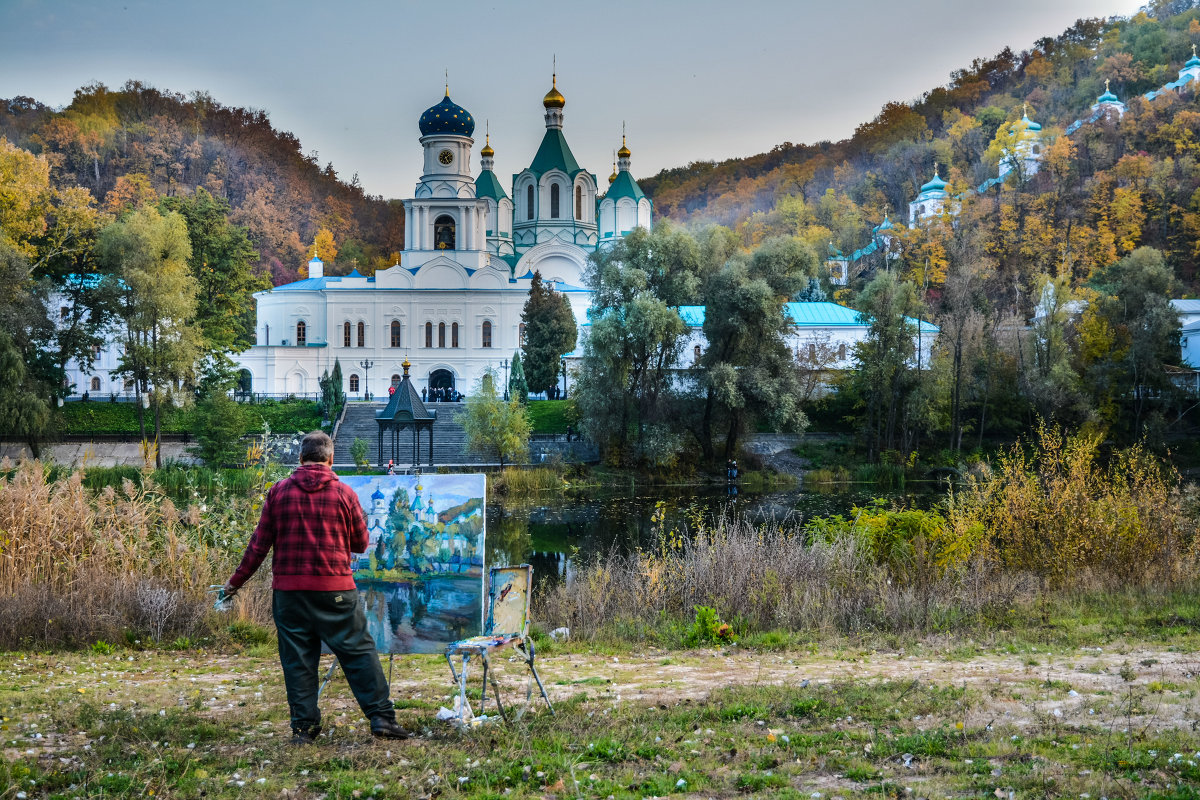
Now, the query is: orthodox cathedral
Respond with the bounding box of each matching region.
[234,76,651,398]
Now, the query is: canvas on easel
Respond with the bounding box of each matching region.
[338,474,486,654]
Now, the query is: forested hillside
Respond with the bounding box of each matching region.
[0,81,402,284]
[642,0,1200,295]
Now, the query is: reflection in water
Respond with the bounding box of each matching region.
[358,576,482,655]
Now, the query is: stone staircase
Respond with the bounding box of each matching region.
[332,402,491,467]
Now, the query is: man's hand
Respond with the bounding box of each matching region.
[223,581,239,599]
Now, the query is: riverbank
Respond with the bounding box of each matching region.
[3,633,1198,799]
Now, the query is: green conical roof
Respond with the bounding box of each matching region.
[528,129,582,176]
[606,170,645,202]
[475,168,508,201]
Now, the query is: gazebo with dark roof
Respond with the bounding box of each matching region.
[376,359,437,467]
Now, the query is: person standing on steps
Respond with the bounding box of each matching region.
[223,430,410,742]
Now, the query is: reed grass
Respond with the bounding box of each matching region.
[0,459,269,648]
[488,465,567,499]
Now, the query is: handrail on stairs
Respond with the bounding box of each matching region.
[330,398,350,445]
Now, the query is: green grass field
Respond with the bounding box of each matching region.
[3,636,1198,799]
[526,399,572,434]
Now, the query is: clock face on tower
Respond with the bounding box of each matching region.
[438,149,454,166]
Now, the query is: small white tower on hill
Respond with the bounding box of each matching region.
[909,166,949,225]
[997,105,1043,182]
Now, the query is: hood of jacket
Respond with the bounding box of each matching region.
[291,463,338,493]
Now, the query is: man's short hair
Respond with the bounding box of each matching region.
[300,430,334,464]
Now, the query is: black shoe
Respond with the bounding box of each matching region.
[370,717,412,740]
[291,724,321,744]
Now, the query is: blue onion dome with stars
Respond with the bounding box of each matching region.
[419,90,475,137]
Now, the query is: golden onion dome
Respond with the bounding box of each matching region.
[608,168,617,184]
[480,133,494,158]
[617,133,631,159]
[543,74,565,109]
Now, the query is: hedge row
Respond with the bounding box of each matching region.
[57,399,323,436]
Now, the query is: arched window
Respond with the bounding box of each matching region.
[452,322,459,348]
[434,214,456,250]
[343,321,351,347]
[349,374,359,393]
[295,320,306,346]
[60,306,69,320]
[357,321,365,347]
[391,374,401,388]
[526,185,534,220]
[90,377,101,392]
[808,343,817,361]
[519,323,526,346]
[390,320,402,348]
[425,321,433,348]
[694,345,701,363]
[550,183,560,218]
[575,185,582,219]
[438,322,446,348]
[838,343,847,360]
[482,320,492,348]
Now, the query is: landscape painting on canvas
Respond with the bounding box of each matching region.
[340,474,486,654]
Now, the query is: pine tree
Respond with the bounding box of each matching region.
[521,271,577,394]
[509,351,529,403]
[330,358,345,414]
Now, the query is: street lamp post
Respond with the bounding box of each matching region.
[561,358,567,399]
[358,359,374,400]
[501,358,510,401]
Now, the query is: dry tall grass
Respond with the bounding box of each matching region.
[0,459,267,647]
[537,513,1029,639]
[539,427,1199,641]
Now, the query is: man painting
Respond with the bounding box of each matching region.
[223,431,410,742]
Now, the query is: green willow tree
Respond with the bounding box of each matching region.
[159,187,265,390]
[0,330,51,457]
[99,206,200,466]
[521,271,577,395]
[575,225,701,466]
[697,236,814,460]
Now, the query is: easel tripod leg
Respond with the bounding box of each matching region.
[317,657,340,701]
[480,656,488,715]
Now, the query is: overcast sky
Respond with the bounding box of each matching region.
[1,0,1143,200]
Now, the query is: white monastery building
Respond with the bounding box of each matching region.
[234,77,651,398]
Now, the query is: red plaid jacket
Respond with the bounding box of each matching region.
[228,464,367,591]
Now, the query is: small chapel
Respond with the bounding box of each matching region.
[234,75,651,399]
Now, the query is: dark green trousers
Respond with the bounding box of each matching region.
[273,589,394,732]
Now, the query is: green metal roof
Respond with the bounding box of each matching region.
[606,170,645,202]
[528,128,581,176]
[676,301,939,333]
[475,168,508,201]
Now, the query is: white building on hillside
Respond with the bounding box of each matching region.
[677,301,939,373]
